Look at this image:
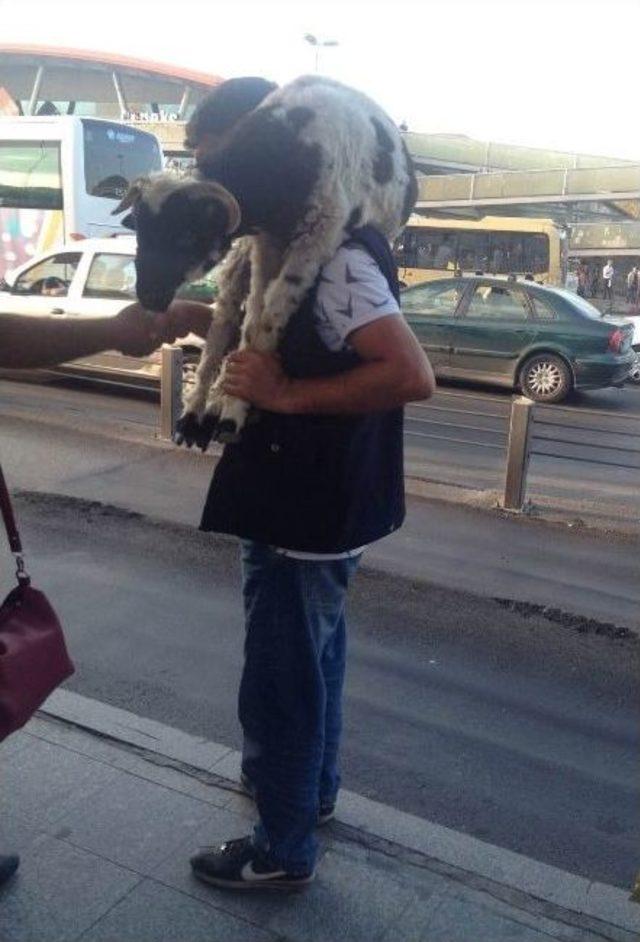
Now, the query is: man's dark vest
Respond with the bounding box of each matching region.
[200,225,405,552]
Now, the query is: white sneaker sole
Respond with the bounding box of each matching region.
[192,869,315,892]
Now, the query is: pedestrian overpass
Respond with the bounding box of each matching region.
[414,164,640,224]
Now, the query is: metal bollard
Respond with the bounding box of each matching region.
[503,396,534,511]
[159,345,183,441]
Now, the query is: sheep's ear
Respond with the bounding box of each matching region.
[111,177,148,215]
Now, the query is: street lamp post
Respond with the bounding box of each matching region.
[303,33,339,73]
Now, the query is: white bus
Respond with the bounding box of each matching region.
[0,116,162,278]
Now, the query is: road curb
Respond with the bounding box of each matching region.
[40,688,640,936]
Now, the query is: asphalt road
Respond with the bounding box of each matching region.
[2,373,639,526]
[1,377,639,629]
[404,382,640,519]
[3,492,637,892]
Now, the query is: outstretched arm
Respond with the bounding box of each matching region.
[0,301,212,370]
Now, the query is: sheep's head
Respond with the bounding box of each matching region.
[112,174,241,311]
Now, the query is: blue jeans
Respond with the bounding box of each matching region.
[239,541,361,875]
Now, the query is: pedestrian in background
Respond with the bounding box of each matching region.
[602,259,614,303]
[627,265,639,305]
[577,261,589,298]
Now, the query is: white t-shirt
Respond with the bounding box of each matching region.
[275,243,401,561]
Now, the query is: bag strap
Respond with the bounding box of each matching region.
[0,466,30,586]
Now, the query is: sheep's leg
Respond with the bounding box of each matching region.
[213,235,282,442]
[176,239,251,448]
[215,206,347,442]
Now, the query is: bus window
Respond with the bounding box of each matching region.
[0,142,62,209]
[82,119,162,200]
[396,228,459,271]
[457,231,490,272]
[394,218,560,288]
[523,233,549,274]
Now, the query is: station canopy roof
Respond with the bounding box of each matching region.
[0,44,222,118]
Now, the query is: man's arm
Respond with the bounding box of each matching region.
[221,314,436,414]
[0,301,213,370]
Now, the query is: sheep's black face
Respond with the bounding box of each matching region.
[114,177,240,312]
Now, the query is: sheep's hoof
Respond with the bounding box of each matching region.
[195,413,219,452]
[174,412,200,447]
[215,419,240,444]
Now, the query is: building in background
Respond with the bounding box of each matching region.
[0,44,222,163]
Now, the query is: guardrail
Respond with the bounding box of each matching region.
[503,396,640,512]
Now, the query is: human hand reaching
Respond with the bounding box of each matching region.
[114,301,212,356]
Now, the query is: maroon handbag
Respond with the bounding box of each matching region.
[0,467,74,740]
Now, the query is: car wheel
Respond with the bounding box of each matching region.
[520,353,572,403]
[628,349,640,384]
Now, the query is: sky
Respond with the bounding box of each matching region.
[1,0,639,160]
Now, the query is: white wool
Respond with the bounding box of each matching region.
[180,75,414,442]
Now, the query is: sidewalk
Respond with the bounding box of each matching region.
[1,692,638,942]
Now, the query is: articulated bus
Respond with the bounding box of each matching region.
[394,215,566,288]
[0,116,162,279]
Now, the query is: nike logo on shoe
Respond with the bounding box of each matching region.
[240,861,288,882]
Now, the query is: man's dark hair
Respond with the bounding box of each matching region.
[185,77,278,149]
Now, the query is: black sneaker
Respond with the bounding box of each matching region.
[0,854,19,887]
[318,801,336,826]
[240,774,335,827]
[190,837,314,891]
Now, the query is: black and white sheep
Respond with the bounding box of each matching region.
[113,75,417,445]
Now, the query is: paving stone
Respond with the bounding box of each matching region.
[223,791,259,820]
[0,834,139,942]
[384,890,557,942]
[49,770,213,874]
[26,715,134,766]
[209,748,243,778]
[0,731,37,760]
[0,813,49,857]
[104,749,234,809]
[79,878,277,941]
[27,715,234,810]
[329,836,444,900]
[266,846,420,942]
[0,737,122,828]
[420,883,616,942]
[42,690,231,769]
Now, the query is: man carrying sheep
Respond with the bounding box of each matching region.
[145,78,436,890]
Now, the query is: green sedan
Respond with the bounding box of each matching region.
[402,276,636,403]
